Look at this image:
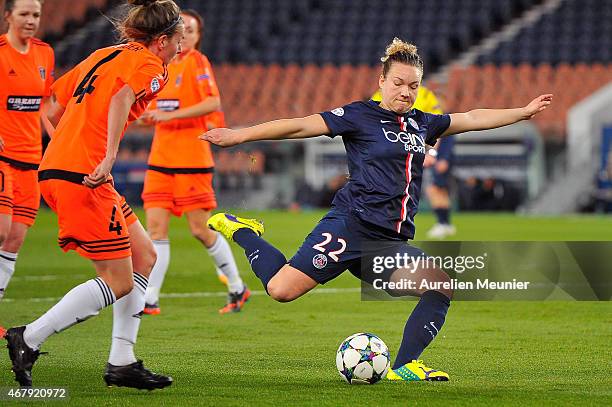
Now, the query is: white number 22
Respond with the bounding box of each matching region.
[312,232,347,262]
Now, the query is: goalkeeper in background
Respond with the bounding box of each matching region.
[373,86,456,239]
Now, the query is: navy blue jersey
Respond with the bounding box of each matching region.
[319,100,450,240]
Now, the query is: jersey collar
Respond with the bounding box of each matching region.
[367,99,416,119]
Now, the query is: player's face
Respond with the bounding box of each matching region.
[378,63,422,114]
[157,25,185,65]
[5,0,41,41]
[180,14,200,52]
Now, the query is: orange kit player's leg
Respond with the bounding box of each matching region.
[0,164,40,300]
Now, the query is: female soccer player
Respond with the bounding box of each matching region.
[203,38,552,381]
[4,0,183,389]
[0,0,54,301]
[139,9,249,315]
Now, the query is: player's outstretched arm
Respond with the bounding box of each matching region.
[199,114,330,147]
[441,94,553,137]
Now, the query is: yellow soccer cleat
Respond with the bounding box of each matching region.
[207,213,264,243]
[386,360,449,381]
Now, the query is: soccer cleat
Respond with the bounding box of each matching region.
[104,360,173,390]
[219,286,251,314]
[142,303,161,316]
[207,213,264,243]
[5,326,44,387]
[386,360,449,381]
[426,223,456,239]
[0,326,6,338]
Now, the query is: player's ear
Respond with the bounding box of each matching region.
[378,74,385,89]
[157,34,169,49]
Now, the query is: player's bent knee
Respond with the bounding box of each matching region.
[267,283,298,303]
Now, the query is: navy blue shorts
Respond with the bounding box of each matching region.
[289,210,425,284]
[431,166,451,188]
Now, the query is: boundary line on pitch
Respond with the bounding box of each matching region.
[3,287,362,303]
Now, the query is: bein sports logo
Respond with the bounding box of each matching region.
[381,127,426,154]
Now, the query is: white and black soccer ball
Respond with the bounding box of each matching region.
[336,332,390,384]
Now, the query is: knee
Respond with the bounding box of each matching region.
[267,282,297,303]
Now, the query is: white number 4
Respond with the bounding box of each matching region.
[312,232,347,262]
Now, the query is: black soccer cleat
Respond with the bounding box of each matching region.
[5,326,43,387]
[104,360,173,390]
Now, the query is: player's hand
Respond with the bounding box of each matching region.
[137,112,156,126]
[435,159,449,173]
[199,128,243,147]
[522,94,553,119]
[143,110,175,123]
[423,154,436,168]
[83,156,115,188]
[0,136,4,152]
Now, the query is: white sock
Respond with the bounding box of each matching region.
[24,277,115,350]
[0,250,17,300]
[144,239,170,305]
[109,272,148,366]
[208,232,244,293]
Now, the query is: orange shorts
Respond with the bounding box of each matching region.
[40,179,138,261]
[0,161,40,226]
[142,168,217,216]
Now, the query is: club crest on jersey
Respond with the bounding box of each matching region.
[312,253,328,269]
[38,67,46,80]
[408,117,419,130]
[150,77,161,93]
[331,107,344,117]
[175,74,182,87]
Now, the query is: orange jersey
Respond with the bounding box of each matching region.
[148,49,221,168]
[0,35,54,167]
[40,42,168,175]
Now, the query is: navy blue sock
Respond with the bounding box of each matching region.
[433,208,450,225]
[233,229,287,292]
[392,290,450,369]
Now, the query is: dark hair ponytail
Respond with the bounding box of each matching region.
[117,0,182,45]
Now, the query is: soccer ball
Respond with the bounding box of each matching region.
[336,333,390,384]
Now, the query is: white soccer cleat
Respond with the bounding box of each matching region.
[426,224,456,239]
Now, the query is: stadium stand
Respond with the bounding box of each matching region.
[443,63,612,139]
[32,0,612,210]
[476,0,612,65]
[38,0,111,42]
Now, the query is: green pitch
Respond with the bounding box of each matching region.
[1,210,610,406]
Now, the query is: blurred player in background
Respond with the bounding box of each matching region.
[374,86,456,239]
[0,0,54,302]
[203,38,552,382]
[139,9,250,315]
[3,0,182,389]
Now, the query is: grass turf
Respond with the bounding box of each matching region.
[0,209,610,406]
